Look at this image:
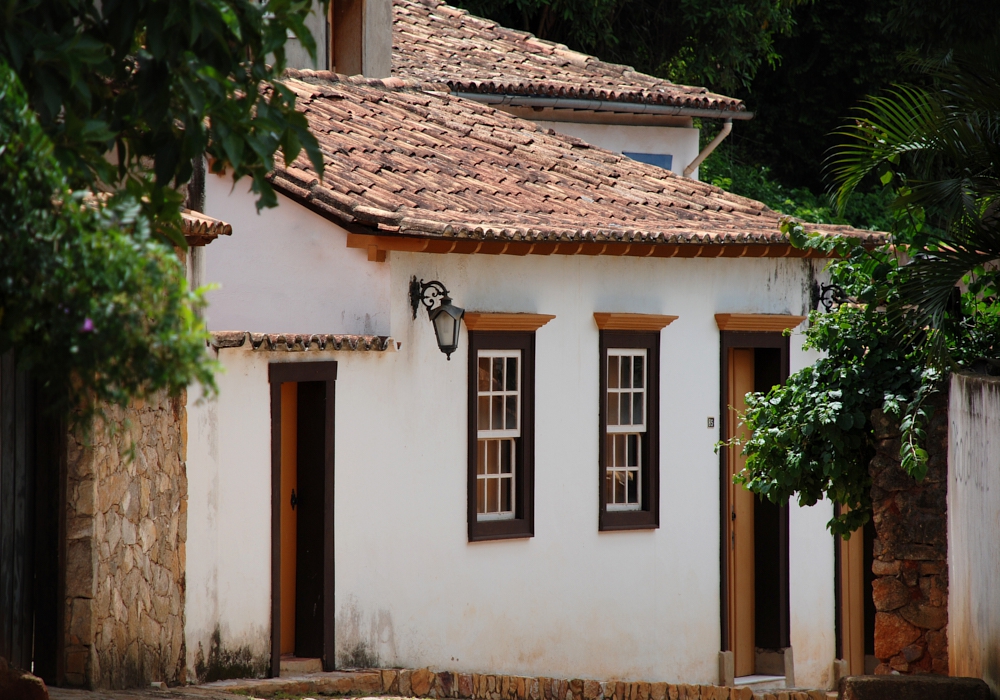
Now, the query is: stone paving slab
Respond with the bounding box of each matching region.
[45,670,841,700]
[49,687,247,700]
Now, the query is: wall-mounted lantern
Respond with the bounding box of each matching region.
[409,277,465,360]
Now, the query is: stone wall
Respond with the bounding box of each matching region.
[64,390,187,688]
[868,396,948,675]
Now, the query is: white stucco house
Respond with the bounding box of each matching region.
[181,0,885,693]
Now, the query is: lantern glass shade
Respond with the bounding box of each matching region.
[429,301,464,359]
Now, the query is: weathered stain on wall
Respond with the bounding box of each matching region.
[949,372,1000,697]
[335,596,397,668]
[868,397,948,675]
[193,625,270,682]
[63,390,187,688]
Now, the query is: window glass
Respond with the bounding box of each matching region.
[476,349,520,520]
[606,349,646,510]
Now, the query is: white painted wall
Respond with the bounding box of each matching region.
[186,194,838,685]
[532,121,701,179]
[202,175,391,335]
[186,351,273,677]
[948,372,1000,697]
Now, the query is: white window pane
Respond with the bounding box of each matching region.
[620,392,631,425]
[627,470,638,504]
[608,356,619,389]
[488,477,498,512]
[627,434,639,466]
[487,440,499,474]
[620,356,631,389]
[500,476,512,512]
[633,357,644,389]
[478,358,490,392]
[477,440,486,475]
[605,471,614,504]
[608,392,619,426]
[633,392,643,426]
[492,358,503,391]
[477,478,485,514]
[500,439,512,474]
[505,395,517,430]
[614,471,625,503]
[491,395,503,430]
[506,357,517,391]
[478,396,489,430]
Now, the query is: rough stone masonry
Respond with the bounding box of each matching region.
[64,390,187,688]
[868,393,949,675]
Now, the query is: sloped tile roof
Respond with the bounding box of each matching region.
[211,331,397,352]
[392,0,746,116]
[181,208,232,245]
[272,71,883,252]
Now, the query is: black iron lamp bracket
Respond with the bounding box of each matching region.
[816,282,848,312]
[409,277,452,319]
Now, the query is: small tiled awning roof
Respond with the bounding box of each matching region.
[272,72,884,258]
[392,0,746,117]
[181,209,233,246]
[211,331,397,352]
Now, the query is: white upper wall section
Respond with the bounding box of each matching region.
[532,120,701,179]
[202,174,391,335]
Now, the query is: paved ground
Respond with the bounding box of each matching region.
[48,687,248,700]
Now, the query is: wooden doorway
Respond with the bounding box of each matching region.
[269,362,337,676]
[0,353,62,683]
[720,333,790,679]
[836,511,876,675]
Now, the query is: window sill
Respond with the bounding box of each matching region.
[469,519,533,542]
[599,511,659,531]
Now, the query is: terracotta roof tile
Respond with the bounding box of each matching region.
[392,0,747,116]
[181,209,232,245]
[211,331,397,352]
[273,71,884,250]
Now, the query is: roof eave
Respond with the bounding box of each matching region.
[454,92,753,120]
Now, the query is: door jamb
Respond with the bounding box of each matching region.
[269,361,338,676]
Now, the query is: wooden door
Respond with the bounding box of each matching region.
[294,381,327,658]
[280,383,298,655]
[839,520,865,675]
[727,348,756,677]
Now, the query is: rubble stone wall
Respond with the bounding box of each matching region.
[868,395,948,675]
[64,390,187,688]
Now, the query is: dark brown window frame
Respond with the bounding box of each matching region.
[268,361,337,676]
[467,331,535,542]
[599,330,660,531]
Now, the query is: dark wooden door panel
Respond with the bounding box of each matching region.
[295,381,326,658]
[0,354,60,678]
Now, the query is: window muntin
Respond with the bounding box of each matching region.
[607,350,646,431]
[605,349,646,510]
[476,350,520,519]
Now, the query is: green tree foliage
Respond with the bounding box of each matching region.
[733,0,1000,189]
[700,145,893,230]
[453,0,800,93]
[734,231,1000,536]
[455,0,1000,193]
[2,0,324,226]
[1,0,326,406]
[829,46,1000,339]
[0,60,213,410]
[723,44,1000,537]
